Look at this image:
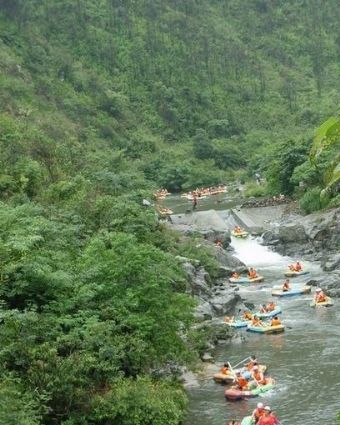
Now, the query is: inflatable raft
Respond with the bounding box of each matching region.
[284,269,308,277]
[247,324,285,334]
[255,306,282,319]
[224,379,275,400]
[241,417,255,425]
[272,285,311,297]
[231,230,249,238]
[229,276,264,284]
[227,319,250,328]
[310,296,333,307]
[213,365,267,384]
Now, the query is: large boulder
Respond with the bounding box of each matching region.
[322,253,340,272]
[210,290,241,316]
[277,224,308,243]
[262,228,280,246]
[214,247,247,276]
[194,301,214,322]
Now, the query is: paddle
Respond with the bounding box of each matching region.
[232,356,251,369]
[227,361,238,382]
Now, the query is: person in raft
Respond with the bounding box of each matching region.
[235,371,249,390]
[260,304,267,313]
[314,287,326,303]
[231,271,239,279]
[270,316,281,327]
[266,301,276,311]
[246,355,258,370]
[234,225,242,233]
[251,315,263,327]
[220,363,230,375]
[282,278,291,292]
[251,365,267,385]
[289,261,303,272]
[243,310,253,320]
[256,406,280,425]
[248,267,258,279]
[252,402,265,423]
[224,315,235,323]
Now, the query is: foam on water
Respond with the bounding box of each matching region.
[231,237,290,267]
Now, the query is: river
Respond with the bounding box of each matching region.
[162,193,240,215]
[184,236,340,425]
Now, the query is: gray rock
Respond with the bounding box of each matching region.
[277,224,308,243]
[322,253,340,272]
[210,291,241,316]
[212,245,247,275]
[194,302,214,321]
[201,352,214,362]
[305,279,321,287]
[188,267,212,298]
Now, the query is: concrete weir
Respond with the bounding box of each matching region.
[231,205,286,235]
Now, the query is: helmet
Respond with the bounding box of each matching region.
[264,406,271,411]
[257,402,264,409]
[316,288,322,292]
[253,365,258,371]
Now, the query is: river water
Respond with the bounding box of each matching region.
[184,236,340,425]
[162,193,240,214]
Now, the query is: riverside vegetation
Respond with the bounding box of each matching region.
[1,1,340,424]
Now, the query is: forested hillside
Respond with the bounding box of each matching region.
[1,1,340,424]
[1,0,340,193]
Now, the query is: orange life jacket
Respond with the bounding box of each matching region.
[243,312,253,320]
[253,371,266,385]
[254,408,265,421]
[316,293,326,303]
[221,367,229,375]
[237,376,248,390]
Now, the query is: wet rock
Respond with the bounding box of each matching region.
[305,278,320,287]
[277,224,308,243]
[201,352,214,362]
[211,245,248,276]
[199,229,231,248]
[262,229,280,246]
[189,267,212,298]
[180,368,200,388]
[322,253,340,272]
[210,291,241,316]
[194,302,214,322]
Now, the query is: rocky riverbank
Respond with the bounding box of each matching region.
[262,207,340,297]
[170,204,340,369]
[169,210,249,361]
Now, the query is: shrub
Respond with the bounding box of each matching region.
[244,182,268,197]
[299,187,329,214]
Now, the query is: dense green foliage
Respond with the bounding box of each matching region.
[2,1,340,194]
[1,0,340,423]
